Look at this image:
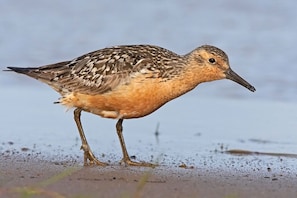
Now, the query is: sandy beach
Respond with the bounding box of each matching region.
[1,142,297,198]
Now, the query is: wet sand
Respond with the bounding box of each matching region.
[1,147,297,198]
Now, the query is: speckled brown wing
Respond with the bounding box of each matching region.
[47,45,183,95]
[55,46,161,95]
[7,45,184,96]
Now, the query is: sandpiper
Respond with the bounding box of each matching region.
[6,44,256,166]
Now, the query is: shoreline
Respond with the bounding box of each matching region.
[1,151,297,198]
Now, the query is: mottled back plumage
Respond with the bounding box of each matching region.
[13,45,187,95]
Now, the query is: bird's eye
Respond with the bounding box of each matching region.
[208,58,216,64]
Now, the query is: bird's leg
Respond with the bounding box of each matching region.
[116,119,156,167]
[74,108,107,166]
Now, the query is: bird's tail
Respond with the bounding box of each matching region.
[6,61,70,81]
[6,61,71,92]
[6,66,39,77]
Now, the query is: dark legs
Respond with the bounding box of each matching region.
[116,119,155,167]
[74,108,107,166]
[74,108,154,167]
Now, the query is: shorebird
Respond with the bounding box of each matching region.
[6,44,256,166]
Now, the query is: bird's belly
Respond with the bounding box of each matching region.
[59,79,172,119]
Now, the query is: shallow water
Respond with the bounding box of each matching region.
[1,0,297,169]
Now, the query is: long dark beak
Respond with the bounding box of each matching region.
[225,68,256,92]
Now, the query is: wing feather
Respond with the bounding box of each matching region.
[29,45,184,95]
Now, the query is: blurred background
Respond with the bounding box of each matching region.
[0,0,296,164]
[0,0,296,101]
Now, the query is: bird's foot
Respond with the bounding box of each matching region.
[81,145,108,166]
[120,157,157,167]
